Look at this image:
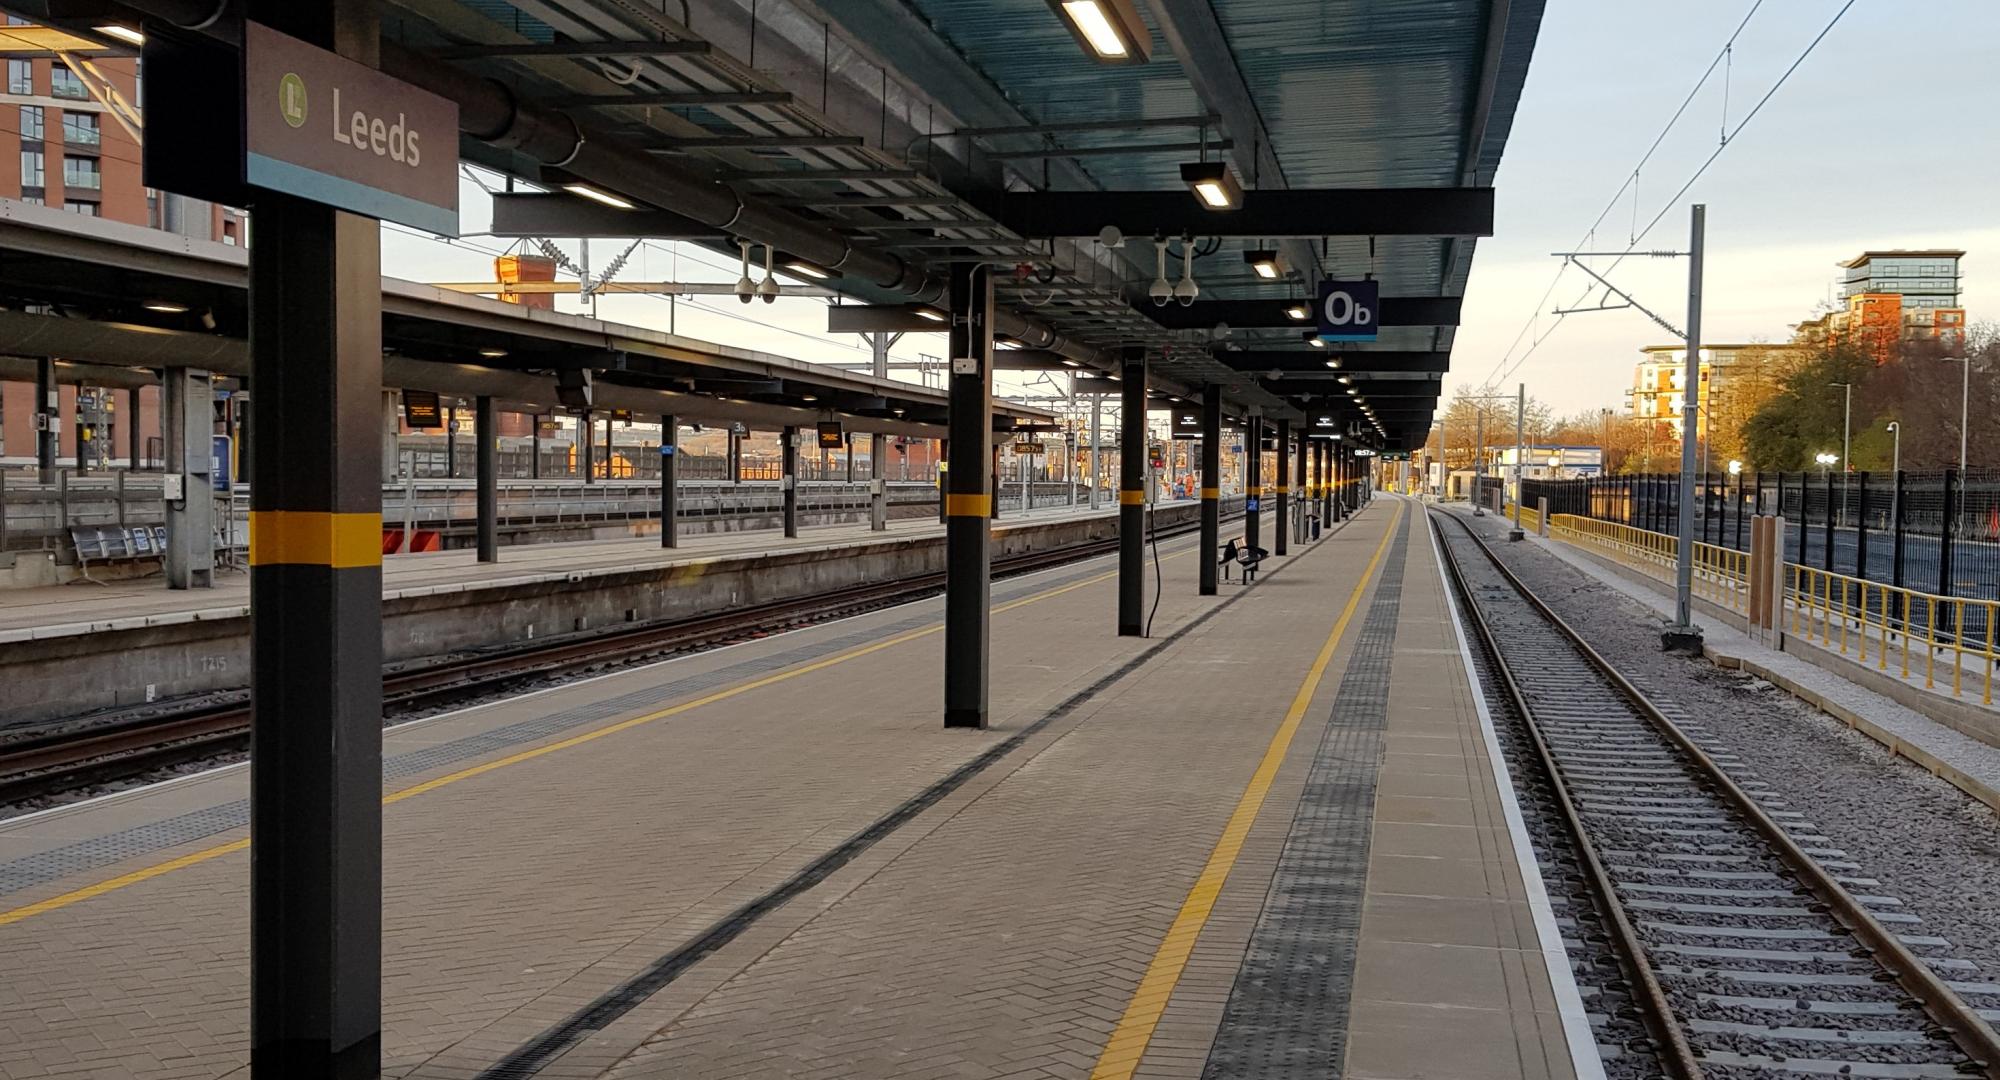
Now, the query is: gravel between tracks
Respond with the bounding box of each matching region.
[1455,509,2000,985]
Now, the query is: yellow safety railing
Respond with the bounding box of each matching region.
[1544,513,2000,704]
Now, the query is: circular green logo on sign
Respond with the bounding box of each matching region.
[279,72,307,128]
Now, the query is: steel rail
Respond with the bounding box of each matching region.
[1,515,1219,804]
[1430,509,1701,1080]
[1434,508,2000,1078]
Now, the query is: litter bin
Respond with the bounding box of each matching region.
[1308,514,1322,539]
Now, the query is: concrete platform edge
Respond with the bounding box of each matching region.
[1422,509,1605,1080]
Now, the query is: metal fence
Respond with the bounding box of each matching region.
[1525,469,2000,639]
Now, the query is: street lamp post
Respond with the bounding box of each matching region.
[1886,421,1901,533]
[1831,381,1852,526]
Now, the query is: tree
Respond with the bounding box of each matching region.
[1419,386,1555,470]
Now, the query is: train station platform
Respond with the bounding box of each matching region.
[0,497,1221,726]
[0,495,1593,1080]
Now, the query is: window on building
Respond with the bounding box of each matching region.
[19,194,42,205]
[61,112,98,147]
[49,63,87,100]
[20,149,43,188]
[20,104,42,141]
[146,188,159,229]
[6,59,30,95]
[62,155,99,190]
[65,200,98,217]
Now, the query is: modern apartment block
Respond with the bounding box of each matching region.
[1,18,244,465]
[1797,249,1967,357]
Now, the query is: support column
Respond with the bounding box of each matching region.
[1199,384,1221,596]
[782,426,799,539]
[870,430,887,531]
[475,395,496,563]
[445,400,456,479]
[529,414,541,480]
[381,390,400,483]
[35,355,56,482]
[1244,416,1262,554]
[127,386,143,469]
[660,414,678,548]
[1118,347,1147,636]
[580,410,594,483]
[1294,428,1308,545]
[943,262,994,728]
[244,4,385,1070]
[1273,420,1290,556]
[1087,391,1101,510]
[162,366,214,589]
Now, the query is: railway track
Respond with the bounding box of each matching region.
[0,516,1217,805]
[1431,508,2000,1080]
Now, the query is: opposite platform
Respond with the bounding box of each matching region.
[0,495,1589,1080]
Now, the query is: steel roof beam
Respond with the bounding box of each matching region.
[646,134,864,151]
[432,40,712,59]
[981,189,1495,239]
[1219,351,1451,373]
[487,193,724,240]
[542,90,793,107]
[954,114,1219,138]
[983,140,1230,161]
[1146,297,1462,330]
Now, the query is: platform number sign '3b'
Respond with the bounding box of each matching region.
[1317,280,1380,343]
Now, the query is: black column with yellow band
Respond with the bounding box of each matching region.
[782,425,799,539]
[1273,419,1290,556]
[1295,427,1309,543]
[1244,415,1262,556]
[245,2,384,1073]
[1117,346,1148,636]
[1198,383,1222,596]
[944,262,994,728]
[476,395,498,563]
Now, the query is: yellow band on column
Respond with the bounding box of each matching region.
[1119,490,1145,506]
[1201,487,1220,499]
[944,493,991,517]
[1275,486,1289,494]
[1248,486,1263,497]
[249,511,384,568]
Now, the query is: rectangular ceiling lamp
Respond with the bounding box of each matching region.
[1179,161,1241,210]
[1048,0,1153,64]
[1243,248,1282,279]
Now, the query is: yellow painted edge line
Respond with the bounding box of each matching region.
[1,547,1199,927]
[1086,500,1403,1080]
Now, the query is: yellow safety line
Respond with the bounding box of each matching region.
[1,545,1204,927]
[1087,500,1402,1080]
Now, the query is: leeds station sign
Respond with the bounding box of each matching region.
[145,22,459,236]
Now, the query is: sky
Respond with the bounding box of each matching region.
[1452,0,2000,417]
[378,0,1999,423]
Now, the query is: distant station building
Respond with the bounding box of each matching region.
[1796,249,1967,358]
[0,17,244,467]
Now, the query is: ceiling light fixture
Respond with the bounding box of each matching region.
[1306,338,1324,349]
[1179,161,1241,210]
[915,308,947,323]
[1046,0,1152,63]
[142,300,188,314]
[784,260,830,280]
[95,23,144,46]
[1244,249,1281,280]
[478,348,508,358]
[563,183,635,210]
[1284,302,1310,321]
[1060,359,1081,368]
[1337,375,1351,384]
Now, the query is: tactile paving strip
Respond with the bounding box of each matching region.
[0,557,1126,899]
[1201,514,1408,1079]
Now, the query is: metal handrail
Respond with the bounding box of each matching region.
[1548,513,1999,704]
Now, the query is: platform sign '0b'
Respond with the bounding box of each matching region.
[1316,280,1379,342]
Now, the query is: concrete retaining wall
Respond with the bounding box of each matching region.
[1,498,1235,725]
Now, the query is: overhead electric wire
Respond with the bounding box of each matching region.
[1488,0,1857,389]
[1478,0,1773,388]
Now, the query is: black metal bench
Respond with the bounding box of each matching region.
[1219,538,1269,583]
